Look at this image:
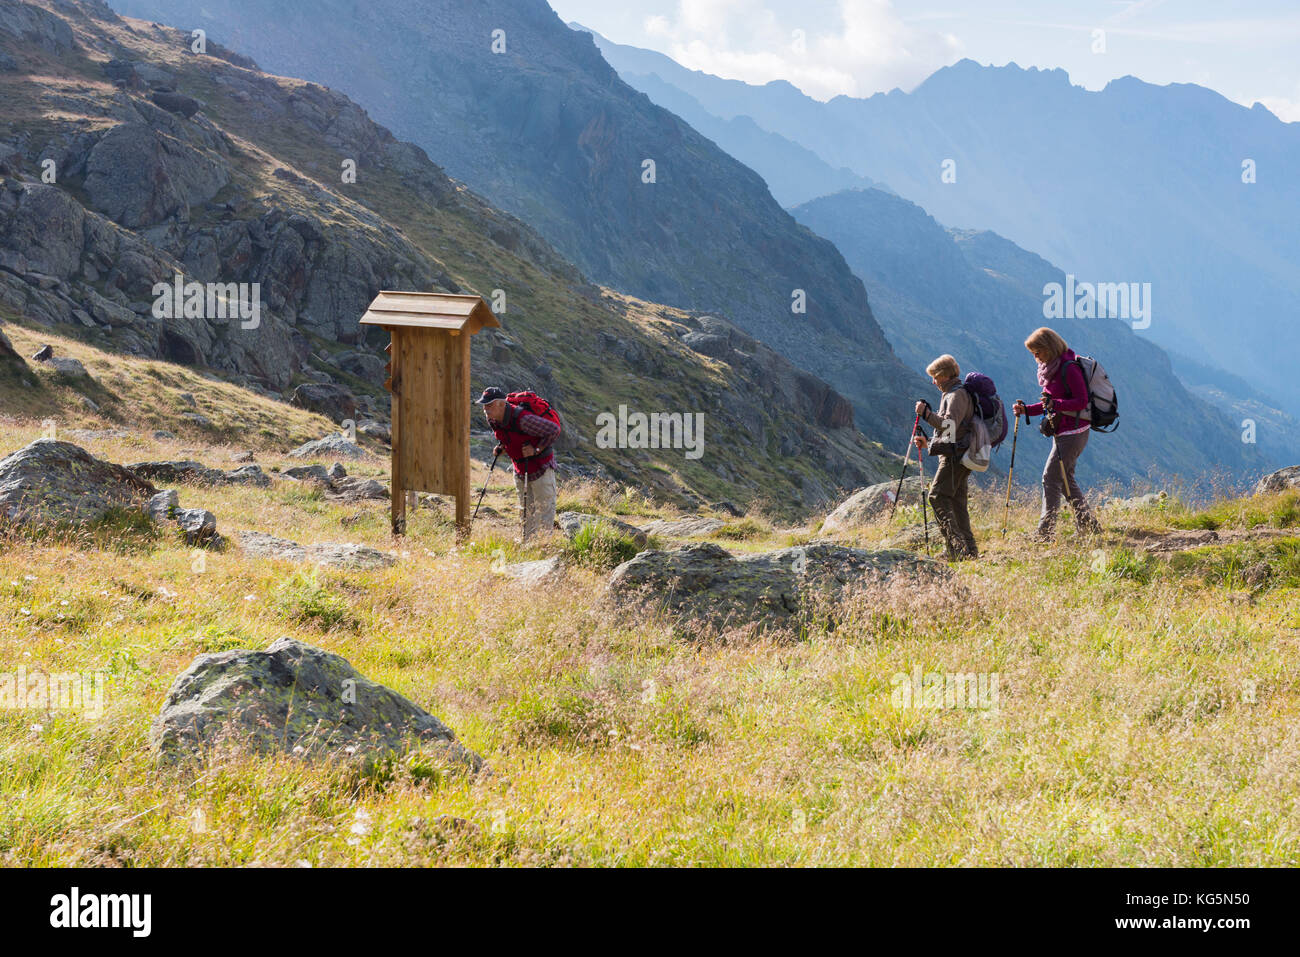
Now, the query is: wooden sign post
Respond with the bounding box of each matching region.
[359,292,501,537]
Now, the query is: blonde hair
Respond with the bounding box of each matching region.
[1024,327,1067,361]
[925,354,960,381]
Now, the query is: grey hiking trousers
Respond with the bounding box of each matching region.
[1039,430,1101,537]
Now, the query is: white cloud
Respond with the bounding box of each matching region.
[1251,97,1300,123]
[641,0,963,100]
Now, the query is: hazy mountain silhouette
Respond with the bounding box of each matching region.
[590,33,1300,409]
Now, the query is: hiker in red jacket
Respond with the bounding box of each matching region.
[476,387,561,542]
[1012,327,1102,542]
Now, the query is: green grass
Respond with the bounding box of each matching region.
[713,518,770,541]
[1169,537,1300,590]
[1,405,1297,866]
[1171,491,1300,531]
[558,520,643,569]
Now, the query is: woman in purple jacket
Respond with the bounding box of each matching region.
[1012,327,1103,541]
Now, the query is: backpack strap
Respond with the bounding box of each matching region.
[1057,359,1087,425]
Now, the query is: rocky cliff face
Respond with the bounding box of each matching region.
[110,0,930,443]
[0,0,895,512]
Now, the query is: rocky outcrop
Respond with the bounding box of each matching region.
[0,2,76,57]
[126,0,927,444]
[557,510,648,547]
[149,637,481,769]
[82,122,229,228]
[128,460,272,487]
[639,516,725,538]
[288,434,369,460]
[0,325,25,377]
[500,556,564,585]
[822,476,926,533]
[234,530,395,569]
[0,440,155,527]
[608,542,946,634]
[290,382,358,423]
[1256,467,1300,495]
[0,0,900,514]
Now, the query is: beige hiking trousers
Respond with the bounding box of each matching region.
[515,467,556,543]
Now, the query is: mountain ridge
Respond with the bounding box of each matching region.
[589,31,1300,409]
[0,0,898,514]
[111,0,930,443]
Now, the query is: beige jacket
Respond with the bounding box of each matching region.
[924,380,973,452]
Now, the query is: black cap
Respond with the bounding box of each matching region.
[475,387,507,404]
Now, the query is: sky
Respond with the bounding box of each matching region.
[547,0,1300,120]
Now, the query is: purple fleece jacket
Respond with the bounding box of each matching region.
[1024,349,1090,434]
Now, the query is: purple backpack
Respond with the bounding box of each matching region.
[962,372,1009,448]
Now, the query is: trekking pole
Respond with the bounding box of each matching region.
[1059,458,1072,521]
[471,452,501,522]
[917,437,930,556]
[1002,412,1021,537]
[889,407,925,521]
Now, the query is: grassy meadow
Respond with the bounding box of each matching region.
[2,335,1299,867]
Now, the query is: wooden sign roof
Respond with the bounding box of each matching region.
[359,292,501,334]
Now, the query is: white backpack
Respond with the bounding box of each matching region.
[961,414,992,472]
[1067,356,1120,432]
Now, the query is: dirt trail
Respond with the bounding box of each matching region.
[1121,526,1296,553]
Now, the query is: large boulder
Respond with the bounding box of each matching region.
[608,542,946,634]
[821,476,926,533]
[0,440,156,527]
[326,476,388,502]
[290,383,357,423]
[557,511,648,548]
[1256,466,1300,495]
[235,530,396,570]
[332,350,387,382]
[639,516,725,538]
[288,433,369,460]
[149,637,481,769]
[128,460,271,488]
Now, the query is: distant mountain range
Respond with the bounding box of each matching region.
[113,0,928,444]
[68,0,1289,484]
[586,28,1300,414]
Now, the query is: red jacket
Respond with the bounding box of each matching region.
[492,403,559,478]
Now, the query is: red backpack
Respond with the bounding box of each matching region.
[507,391,562,433]
[493,392,562,465]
